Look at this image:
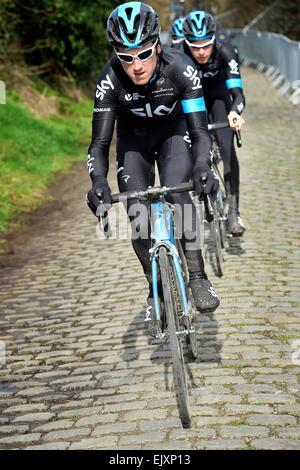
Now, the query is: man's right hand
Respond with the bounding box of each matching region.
[86,176,112,216]
[228,111,245,130]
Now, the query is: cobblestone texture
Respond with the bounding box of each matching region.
[0,68,299,450]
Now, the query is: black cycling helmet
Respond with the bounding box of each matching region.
[183,10,216,41]
[107,1,161,50]
[171,18,185,40]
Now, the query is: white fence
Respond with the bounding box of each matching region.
[225,29,300,105]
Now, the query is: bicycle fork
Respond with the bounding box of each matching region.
[149,200,190,323]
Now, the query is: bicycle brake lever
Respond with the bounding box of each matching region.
[200,175,214,223]
[235,128,242,148]
[232,117,242,148]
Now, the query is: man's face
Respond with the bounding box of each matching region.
[117,41,160,86]
[187,38,214,65]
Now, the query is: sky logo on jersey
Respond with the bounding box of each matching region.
[130,102,178,118]
[183,65,202,90]
[203,70,219,78]
[96,74,114,100]
[228,59,239,75]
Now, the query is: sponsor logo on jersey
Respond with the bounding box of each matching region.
[228,59,239,75]
[87,154,95,174]
[152,88,174,94]
[183,65,202,90]
[183,131,191,147]
[96,74,114,100]
[94,107,111,112]
[125,93,145,101]
[157,77,165,86]
[130,102,178,118]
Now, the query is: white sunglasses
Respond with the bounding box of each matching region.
[115,39,158,64]
[185,35,215,49]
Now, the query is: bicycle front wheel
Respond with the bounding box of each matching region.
[175,239,198,361]
[159,246,191,428]
[210,199,224,277]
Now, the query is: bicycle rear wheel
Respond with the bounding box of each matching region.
[159,246,191,428]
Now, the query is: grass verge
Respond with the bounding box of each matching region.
[0,86,92,248]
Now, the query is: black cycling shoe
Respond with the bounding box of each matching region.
[226,193,246,237]
[189,277,220,313]
[145,294,164,338]
[227,210,246,237]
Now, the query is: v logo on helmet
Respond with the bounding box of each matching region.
[96,74,114,100]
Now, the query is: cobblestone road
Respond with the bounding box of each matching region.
[0,68,299,450]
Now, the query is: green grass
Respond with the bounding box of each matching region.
[0,88,92,237]
[266,333,300,344]
[228,419,246,426]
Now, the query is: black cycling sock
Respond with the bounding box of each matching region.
[184,248,207,281]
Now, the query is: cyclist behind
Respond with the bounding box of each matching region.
[180,11,246,237]
[170,17,185,48]
[86,2,220,325]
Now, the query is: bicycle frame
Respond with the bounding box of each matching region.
[149,199,189,322]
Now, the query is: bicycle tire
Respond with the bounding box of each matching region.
[159,246,191,428]
[219,219,226,250]
[175,240,198,360]
[215,188,226,249]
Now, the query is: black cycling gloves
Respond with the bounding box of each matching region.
[87,176,112,216]
[193,165,219,200]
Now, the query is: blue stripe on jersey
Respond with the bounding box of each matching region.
[181,97,206,113]
[226,78,243,89]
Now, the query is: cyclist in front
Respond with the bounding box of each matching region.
[179,11,246,237]
[170,17,185,48]
[86,2,220,327]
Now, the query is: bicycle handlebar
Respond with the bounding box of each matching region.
[208,122,242,148]
[100,180,215,238]
[112,179,214,223]
[208,122,229,131]
[111,181,194,204]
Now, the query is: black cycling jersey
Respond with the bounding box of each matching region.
[169,40,246,197]
[176,40,246,115]
[87,48,212,183]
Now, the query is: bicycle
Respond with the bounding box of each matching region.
[97,182,199,428]
[199,122,242,277]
